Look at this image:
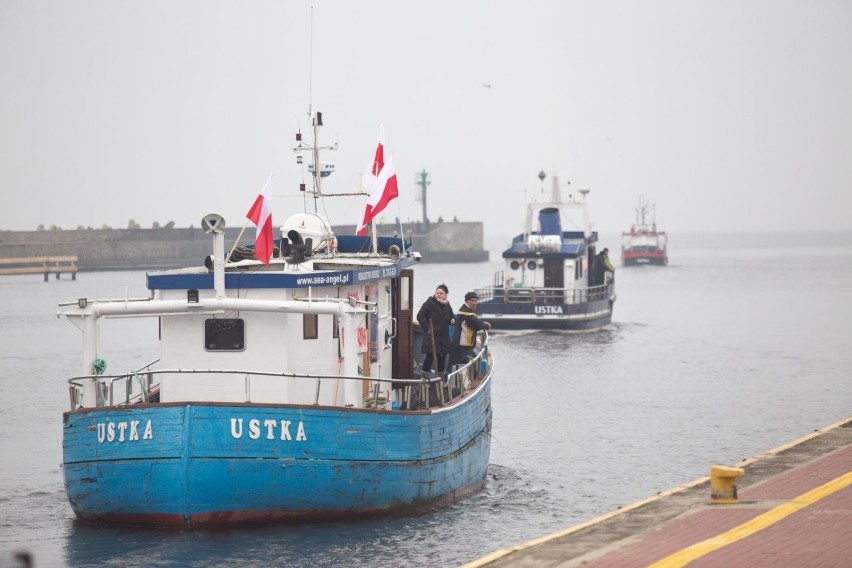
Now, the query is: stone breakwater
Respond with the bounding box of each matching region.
[0,227,254,271]
[0,221,488,270]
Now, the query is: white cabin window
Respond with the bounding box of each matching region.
[204,318,245,351]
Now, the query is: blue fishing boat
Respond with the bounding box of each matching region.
[475,172,616,332]
[58,111,493,528]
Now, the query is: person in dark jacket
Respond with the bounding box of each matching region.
[416,284,456,373]
[600,248,615,274]
[451,291,491,365]
[593,248,614,285]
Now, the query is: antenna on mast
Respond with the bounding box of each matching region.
[308,6,314,117]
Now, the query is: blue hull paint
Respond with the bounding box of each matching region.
[62,381,492,528]
[57,112,493,529]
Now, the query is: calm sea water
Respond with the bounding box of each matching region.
[1,231,851,567]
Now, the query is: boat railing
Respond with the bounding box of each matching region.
[67,359,161,409]
[65,334,490,412]
[475,282,614,304]
[413,329,490,409]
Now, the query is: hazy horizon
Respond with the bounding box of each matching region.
[2,1,850,238]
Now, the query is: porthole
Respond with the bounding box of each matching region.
[527,260,537,270]
[510,260,520,270]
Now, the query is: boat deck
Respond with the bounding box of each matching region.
[464,416,852,568]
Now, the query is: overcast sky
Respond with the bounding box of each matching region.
[1,1,851,238]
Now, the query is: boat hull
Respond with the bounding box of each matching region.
[621,252,668,266]
[62,382,492,528]
[477,295,614,332]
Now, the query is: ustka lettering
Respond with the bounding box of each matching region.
[534,305,564,315]
[230,418,308,442]
[97,420,153,443]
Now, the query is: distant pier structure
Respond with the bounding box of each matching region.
[0,256,78,281]
[1,178,490,267]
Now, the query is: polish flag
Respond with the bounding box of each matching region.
[357,126,399,236]
[246,176,273,265]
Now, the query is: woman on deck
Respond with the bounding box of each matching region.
[416,284,456,374]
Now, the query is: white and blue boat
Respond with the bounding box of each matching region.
[57,111,493,528]
[475,172,616,332]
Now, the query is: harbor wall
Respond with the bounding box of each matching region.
[0,227,251,271]
[0,221,488,271]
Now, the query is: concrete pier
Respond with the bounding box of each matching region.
[0,221,488,270]
[0,256,78,280]
[464,416,852,568]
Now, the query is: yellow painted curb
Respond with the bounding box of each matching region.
[460,416,852,568]
[650,470,852,567]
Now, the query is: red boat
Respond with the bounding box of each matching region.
[621,196,668,266]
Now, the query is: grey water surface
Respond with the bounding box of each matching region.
[1,231,851,567]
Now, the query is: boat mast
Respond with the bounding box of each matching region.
[306,6,317,211]
[293,8,339,211]
[310,111,322,211]
[551,174,562,203]
[579,188,591,237]
[526,170,546,238]
[292,111,339,209]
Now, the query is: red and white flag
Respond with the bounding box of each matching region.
[246,176,273,265]
[357,126,399,236]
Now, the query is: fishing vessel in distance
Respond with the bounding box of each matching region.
[57,110,493,529]
[474,171,616,332]
[621,196,668,266]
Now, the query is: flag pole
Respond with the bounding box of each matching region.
[396,199,405,255]
[370,220,379,255]
[226,219,251,262]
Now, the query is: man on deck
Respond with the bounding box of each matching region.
[594,248,615,285]
[451,291,491,366]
